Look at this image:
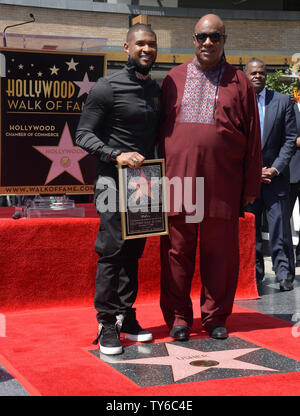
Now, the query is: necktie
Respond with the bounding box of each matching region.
[256,93,264,142]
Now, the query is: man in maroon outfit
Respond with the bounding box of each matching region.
[159,14,262,340]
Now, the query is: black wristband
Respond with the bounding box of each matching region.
[110,149,122,162]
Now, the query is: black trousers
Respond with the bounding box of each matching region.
[94,188,146,324]
[246,187,295,281]
[289,181,300,258]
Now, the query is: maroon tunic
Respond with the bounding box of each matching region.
[160,59,262,220]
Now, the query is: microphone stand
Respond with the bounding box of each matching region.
[3,13,35,47]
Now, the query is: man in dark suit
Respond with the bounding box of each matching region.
[245,58,297,291]
[289,101,300,266]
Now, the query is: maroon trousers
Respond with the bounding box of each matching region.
[160,215,239,330]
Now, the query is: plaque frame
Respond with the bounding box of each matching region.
[118,158,168,240]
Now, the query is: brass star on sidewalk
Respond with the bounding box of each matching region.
[114,343,278,382]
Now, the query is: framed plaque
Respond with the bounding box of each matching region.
[118,159,168,240]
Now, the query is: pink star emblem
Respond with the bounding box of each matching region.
[128,169,159,202]
[74,72,95,97]
[115,343,278,382]
[33,123,88,184]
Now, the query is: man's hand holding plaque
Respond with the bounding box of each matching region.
[116,152,145,169]
[118,159,168,240]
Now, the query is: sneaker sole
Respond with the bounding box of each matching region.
[120,332,152,342]
[99,344,123,355]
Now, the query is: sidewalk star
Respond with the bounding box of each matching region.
[114,343,278,382]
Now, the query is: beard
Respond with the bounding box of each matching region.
[128,57,153,75]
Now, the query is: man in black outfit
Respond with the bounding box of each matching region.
[75,24,160,355]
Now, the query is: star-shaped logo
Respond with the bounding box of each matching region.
[113,343,278,382]
[128,169,159,203]
[33,123,88,184]
[66,58,79,71]
[49,65,59,75]
[74,72,95,97]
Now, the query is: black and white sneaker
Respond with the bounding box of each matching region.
[120,315,152,342]
[93,316,123,355]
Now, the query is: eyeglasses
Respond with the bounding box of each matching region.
[194,32,225,43]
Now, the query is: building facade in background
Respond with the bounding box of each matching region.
[0,0,300,80]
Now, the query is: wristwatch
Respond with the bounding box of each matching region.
[110,149,122,162]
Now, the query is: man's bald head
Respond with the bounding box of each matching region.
[194,14,225,35]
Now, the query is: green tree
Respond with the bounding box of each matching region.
[266,66,299,97]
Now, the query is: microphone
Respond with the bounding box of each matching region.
[3,13,35,47]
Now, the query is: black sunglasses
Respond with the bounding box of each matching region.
[194,32,225,43]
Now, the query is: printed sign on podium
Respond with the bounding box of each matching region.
[0,48,105,195]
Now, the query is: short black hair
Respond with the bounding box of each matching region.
[126,23,157,42]
[245,58,265,73]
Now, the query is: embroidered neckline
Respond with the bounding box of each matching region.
[192,57,222,74]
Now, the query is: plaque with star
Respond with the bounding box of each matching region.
[0,48,105,195]
[118,159,168,239]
